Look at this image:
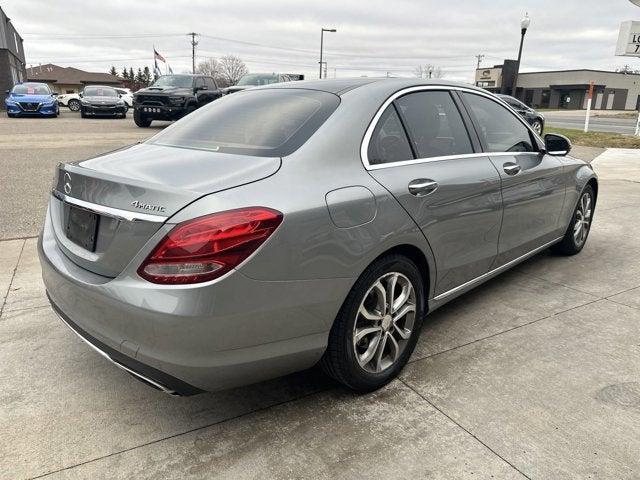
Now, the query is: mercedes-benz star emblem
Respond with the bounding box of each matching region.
[63,172,72,195]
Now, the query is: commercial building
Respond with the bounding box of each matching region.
[0,6,27,97]
[476,63,640,110]
[27,64,123,94]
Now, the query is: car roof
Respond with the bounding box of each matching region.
[259,77,492,96]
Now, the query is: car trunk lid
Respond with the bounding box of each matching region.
[50,143,281,277]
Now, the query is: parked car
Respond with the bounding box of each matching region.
[132,74,222,127]
[40,78,597,395]
[224,73,296,94]
[59,87,132,112]
[56,93,81,111]
[79,85,127,118]
[496,94,545,134]
[4,82,59,117]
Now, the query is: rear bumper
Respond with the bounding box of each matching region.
[38,207,351,393]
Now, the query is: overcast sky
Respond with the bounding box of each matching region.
[4,0,640,82]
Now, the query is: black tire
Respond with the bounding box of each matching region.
[321,254,425,392]
[80,108,87,119]
[68,99,80,112]
[551,184,595,255]
[133,109,151,127]
[182,104,197,118]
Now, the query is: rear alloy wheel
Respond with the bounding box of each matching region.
[552,185,594,255]
[68,99,80,112]
[531,119,543,135]
[321,255,425,392]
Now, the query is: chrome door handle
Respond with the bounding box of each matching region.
[503,162,522,176]
[408,179,438,197]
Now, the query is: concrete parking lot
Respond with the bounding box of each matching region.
[1,113,640,479]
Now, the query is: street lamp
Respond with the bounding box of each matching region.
[511,13,530,97]
[319,28,337,79]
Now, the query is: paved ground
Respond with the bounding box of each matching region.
[2,115,640,479]
[545,109,638,135]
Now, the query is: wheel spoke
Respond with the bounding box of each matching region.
[387,333,400,363]
[358,332,382,366]
[393,322,412,340]
[354,326,382,343]
[374,332,388,372]
[386,274,398,314]
[358,304,383,322]
[372,281,387,316]
[393,303,415,322]
[392,282,410,313]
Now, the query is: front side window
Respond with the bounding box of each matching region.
[150,89,340,157]
[367,105,413,165]
[395,91,473,159]
[204,77,217,90]
[462,92,535,153]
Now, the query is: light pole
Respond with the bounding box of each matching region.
[319,28,337,79]
[511,13,530,97]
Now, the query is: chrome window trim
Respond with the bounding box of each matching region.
[52,190,168,223]
[433,236,563,301]
[360,85,544,171]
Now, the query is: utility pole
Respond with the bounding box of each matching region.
[475,54,485,69]
[188,32,199,74]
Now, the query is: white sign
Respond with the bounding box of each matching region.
[616,21,640,56]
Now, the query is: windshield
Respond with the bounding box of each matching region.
[237,74,279,86]
[84,87,117,97]
[152,75,193,88]
[149,89,340,157]
[12,84,50,95]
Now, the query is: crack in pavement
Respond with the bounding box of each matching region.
[399,378,532,480]
[0,239,26,318]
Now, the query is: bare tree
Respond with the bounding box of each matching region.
[414,64,445,79]
[219,55,248,85]
[616,64,640,74]
[196,57,222,78]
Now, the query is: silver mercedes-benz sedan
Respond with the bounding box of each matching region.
[39,78,597,395]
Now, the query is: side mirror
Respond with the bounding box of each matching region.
[544,133,571,156]
[51,92,58,97]
[5,90,9,95]
[79,92,83,98]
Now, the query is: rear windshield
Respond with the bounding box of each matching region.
[149,89,340,157]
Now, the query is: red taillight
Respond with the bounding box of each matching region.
[138,207,283,284]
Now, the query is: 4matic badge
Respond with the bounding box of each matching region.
[130,200,166,213]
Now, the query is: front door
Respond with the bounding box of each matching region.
[366,89,503,296]
[459,91,566,266]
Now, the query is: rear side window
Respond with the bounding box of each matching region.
[395,91,473,159]
[150,89,340,157]
[367,105,414,165]
[204,77,217,90]
[462,92,535,153]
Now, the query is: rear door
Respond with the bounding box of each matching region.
[459,91,566,266]
[366,88,503,296]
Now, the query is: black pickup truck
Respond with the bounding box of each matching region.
[132,74,223,127]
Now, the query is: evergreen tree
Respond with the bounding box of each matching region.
[121,67,129,80]
[129,67,135,81]
[109,66,118,76]
[142,66,152,86]
[135,68,144,84]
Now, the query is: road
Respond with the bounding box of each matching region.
[545,110,638,134]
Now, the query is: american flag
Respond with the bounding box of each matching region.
[154,49,166,63]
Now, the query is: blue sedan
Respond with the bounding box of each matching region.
[5,82,59,117]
